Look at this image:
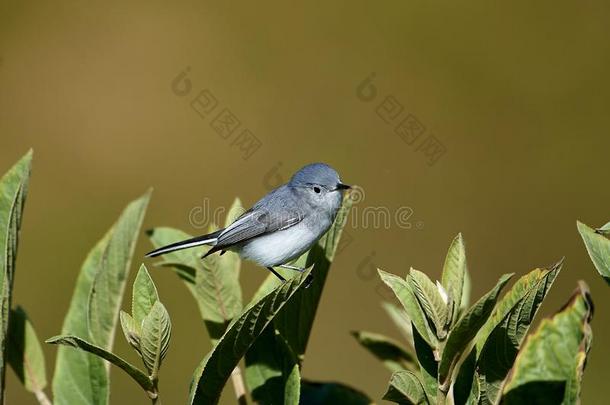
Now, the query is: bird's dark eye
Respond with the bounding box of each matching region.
[313,186,321,194]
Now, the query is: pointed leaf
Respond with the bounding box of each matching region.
[438,274,513,385]
[577,220,610,285]
[502,282,593,404]
[140,301,171,378]
[7,306,47,394]
[476,262,561,404]
[46,335,154,395]
[441,233,467,323]
[52,191,150,405]
[383,370,429,405]
[409,268,448,339]
[378,269,434,348]
[132,264,158,325]
[0,150,32,396]
[351,330,417,372]
[188,269,312,405]
[87,191,151,349]
[119,311,141,353]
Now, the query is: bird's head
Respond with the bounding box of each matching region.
[289,163,351,213]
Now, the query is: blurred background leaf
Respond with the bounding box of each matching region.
[577,221,610,285]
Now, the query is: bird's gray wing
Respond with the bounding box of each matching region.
[215,207,303,247]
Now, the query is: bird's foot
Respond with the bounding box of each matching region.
[278,264,306,273]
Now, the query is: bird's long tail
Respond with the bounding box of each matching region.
[145,229,222,257]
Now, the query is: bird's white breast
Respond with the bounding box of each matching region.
[236,220,325,267]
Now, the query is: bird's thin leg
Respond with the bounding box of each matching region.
[266,267,286,282]
[279,264,306,272]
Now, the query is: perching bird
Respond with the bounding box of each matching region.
[145,163,351,282]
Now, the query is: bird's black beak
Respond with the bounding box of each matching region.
[336,183,352,190]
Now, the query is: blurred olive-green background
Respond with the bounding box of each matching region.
[1,1,609,404]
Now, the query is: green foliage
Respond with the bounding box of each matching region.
[0,150,32,398]
[502,282,593,404]
[577,220,610,285]
[46,335,154,394]
[475,262,561,404]
[438,273,513,387]
[188,269,312,405]
[410,268,451,340]
[358,234,595,405]
[383,370,429,405]
[52,190,150,405]
[441,233,467,323]
[49,264,172,400]
[379,269,435,348]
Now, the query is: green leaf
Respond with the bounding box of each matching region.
[7,306,47,394]
[453,348,477,405]
[52,191,150,405]
[409,268,448,339]
[476,262,561,404]
[0,150,32,396]
[132,264,159,325]
[188,269,312,405]
[577,220,610,285]
[438,273,513,386]
[351,330,417,373]
[119,311,140,353]
[87,191,152,349]
[459,267,471,316]
[46,335,155,396]
[383,370,429,405]
[412,325,438,401]
[381,301,414,347]
[441,233,467,323]
[502,282,593,405]
[300,380,374,405]
[140,301,171,378]
[244,327,300,405]
[147,225,242,345]
[378,270,434,348]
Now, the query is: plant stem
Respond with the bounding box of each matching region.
[437,382,449,405]
[230,366,248,405]
[34,389,53,405]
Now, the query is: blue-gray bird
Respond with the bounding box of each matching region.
[145,163,351,282]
